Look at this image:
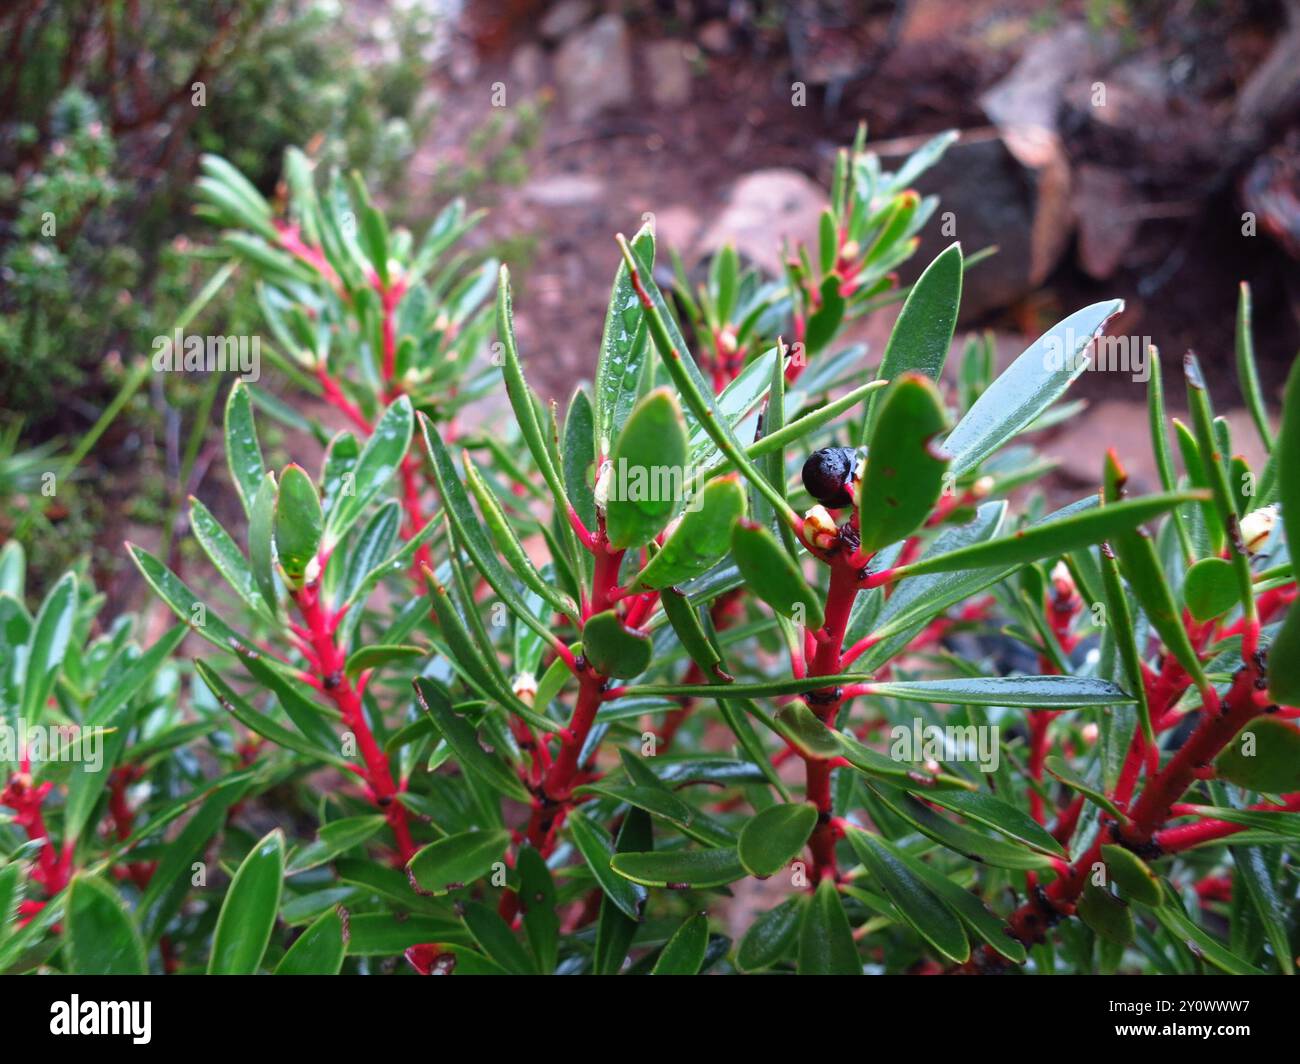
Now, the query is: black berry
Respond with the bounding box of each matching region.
[801,447,857,508]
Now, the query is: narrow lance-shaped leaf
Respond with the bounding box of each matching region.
[594,220,656,457]
[1102,452,1208,690]
[1235,281,1272,452]
[224,379,265,519]
[1266,357,1300,705]
[208,828,286,974]
[322,396,413,550]
[414,677,530,803]
[1185,354,1255,622]
[944,299,1124,474]
[1146,344,1194,561]
[20,571,77,724]
[846,829,968,964]
[863,242,963,437]
[616,235,799,530]
[885,491,1204,581]
[798,878,860,975]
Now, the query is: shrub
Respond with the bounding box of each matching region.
[2,130,1297,977]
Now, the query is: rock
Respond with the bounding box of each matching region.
[523,173,605,208]
[509,42,547,93]
[539,0,591,42]
[651,204,702,254]
[1074,165,1140,280]
[1048,401,1272,493]
[554,13,634,122]
[644,39,693,108]
[877,128,1041,319]
[696,169,827,276]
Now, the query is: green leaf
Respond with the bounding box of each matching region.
[652,912,710,975]
[658,588,731,682]
[208,828,285,974]
[196,660,347,767]
[64,625,188,842]
[1235,282,1272,451]
[406,829,510,896]
[287,815,387,875]
[495,267,577,541]
[858,375,950,553]
[737,895,802,972]
[1184,557,1239,621]
[868,784,1053,870]
[1044,756,1126,821]
[189,497,270,620]
[593,807,651,973]
[1215,717,1300,792]
[892,492,1203,580]
[140,774,253,940]
[846,830,968,963]
[731,520,824,628]
[344,914,468,957]
[582,610,653,679]
[864,243,962,435]
[224,380,266,519]
[414,677,530,802]
[322,396,413,550]
[1076,882,1134,945]
[461,901,536,974]
[275,907,346,974]
[921,789,1066,857]
[463,453,579,621]
[65,875,147,975]
[128,543,253,655]
[610,847,747,889]
[595,220,655,457]
[619,236,797,528]
[871,832,1027,964]
[1100,844,1162,907]
[798,878,861,975]
[1153,891,1263,974]
[344,644,424,679]
[632,475,747,589]
[1230,844,1293,974]
[738,803,818,878]
[1185,804,1300,839]
[1268,357,1300,704]
[249,471,279,613]
[869,675,1134,708]
[564,385,598,530]
[516,844,558,974]
[1103,454,1209,689]
[604,387,689,550]
[944,300,1124,474]
[20,572,76,723]
[568,808,645,921]
[274,464,323,589]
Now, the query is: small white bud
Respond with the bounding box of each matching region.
[1238,505,1276,554]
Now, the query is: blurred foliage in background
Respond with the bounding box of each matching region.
[0,0,543,587]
